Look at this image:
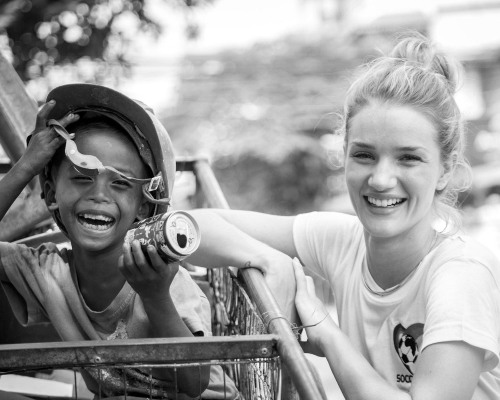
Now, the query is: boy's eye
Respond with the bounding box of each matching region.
[113,179,133,188]
[72,175,93,182]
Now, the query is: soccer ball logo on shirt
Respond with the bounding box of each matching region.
[393,323,424,375]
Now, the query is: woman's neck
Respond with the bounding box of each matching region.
[364,226,438,290]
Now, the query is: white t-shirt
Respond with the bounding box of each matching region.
[294,211,500,399]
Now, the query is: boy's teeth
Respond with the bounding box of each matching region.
[81,221,112,231]
[79,213,115,230]
[82,213,113,222]
[367,197,403,207]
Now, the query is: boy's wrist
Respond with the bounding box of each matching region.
[13,156,39,181]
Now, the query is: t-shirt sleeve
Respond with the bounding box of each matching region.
[293,211,363,305]
[0,241,56,326]
[293,211,362,278]
[423,258,500,370]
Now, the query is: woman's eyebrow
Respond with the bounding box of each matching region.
[350,141,425,152]
[349,141,374,149]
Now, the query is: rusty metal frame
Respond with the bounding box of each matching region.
[0,336,278,372]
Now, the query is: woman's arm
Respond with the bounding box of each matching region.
[188,208,298,267]
[292,259,484,400]
[187,208,299,318]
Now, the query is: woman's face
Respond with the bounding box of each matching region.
[344,102,448,240]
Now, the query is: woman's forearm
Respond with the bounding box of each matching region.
[187,209,288,270]
[310,317,410,400]
[188,209,298,320]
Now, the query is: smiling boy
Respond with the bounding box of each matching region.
[0,84,238,399]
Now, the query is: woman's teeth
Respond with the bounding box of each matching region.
[366,197,404,207]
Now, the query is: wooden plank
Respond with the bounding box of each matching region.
[0,51,37,162]
[0,51,50,241]
[0,335,278,371]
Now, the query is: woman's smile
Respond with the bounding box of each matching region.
[365,196,406,208]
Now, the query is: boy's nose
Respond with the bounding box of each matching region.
[368,161,397,190]
[87,180,112,202]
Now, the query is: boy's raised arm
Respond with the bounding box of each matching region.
[0,102,78,222]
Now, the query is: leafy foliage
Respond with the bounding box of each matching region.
[0,0,211,82]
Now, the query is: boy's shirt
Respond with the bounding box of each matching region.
[0,241,239,399]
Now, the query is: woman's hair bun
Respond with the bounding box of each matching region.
[389,31,461,93]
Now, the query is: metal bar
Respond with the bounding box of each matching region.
[14,229,67,246]
[192,158,230,209]
[0,335,278,371]
[192,159,326,400]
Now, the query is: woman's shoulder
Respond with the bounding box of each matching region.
[293,211,364,258]
[439,233,499,264]
[428,233,500,284]
[295,211,362,232]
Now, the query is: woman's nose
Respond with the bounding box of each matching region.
[368,161,397,190]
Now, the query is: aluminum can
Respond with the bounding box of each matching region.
[124,211,200,263]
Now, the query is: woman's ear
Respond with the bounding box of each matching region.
[43,180,59,211]
[436,152,457,192]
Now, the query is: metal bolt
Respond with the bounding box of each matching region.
[261,347,269,356]
[93,356,102,363]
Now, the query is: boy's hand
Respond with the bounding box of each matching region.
[21,101,78,176]
[119,240,179,302]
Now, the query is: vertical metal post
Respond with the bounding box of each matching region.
[193,158,326,400]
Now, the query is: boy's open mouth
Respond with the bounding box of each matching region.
[77,213,115,231]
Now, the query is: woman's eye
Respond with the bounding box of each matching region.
[400,154,422,162]
[352,152,374,160]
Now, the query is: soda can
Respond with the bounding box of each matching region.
[125,211,201,263]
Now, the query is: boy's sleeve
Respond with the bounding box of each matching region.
[0,242,50,326]
[169,266,212,336]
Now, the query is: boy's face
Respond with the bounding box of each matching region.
[51,128,150,253]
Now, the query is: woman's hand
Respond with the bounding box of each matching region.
[292,257,331,350]
[243,251,299,323]
[119,240,179,302]
[20,101,78,177]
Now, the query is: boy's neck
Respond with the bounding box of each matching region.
[71,245,126,312]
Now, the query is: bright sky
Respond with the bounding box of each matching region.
[119,0,500,115]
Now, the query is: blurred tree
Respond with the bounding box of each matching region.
[0,0,213,82]
[165,36,364,214]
